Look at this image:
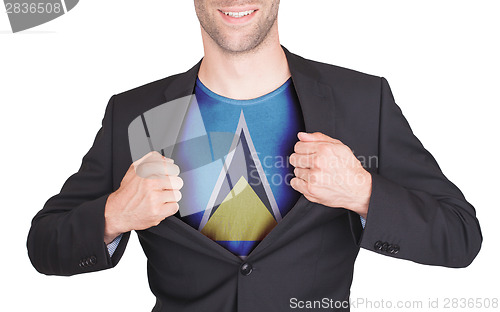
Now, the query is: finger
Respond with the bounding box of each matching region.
[133,151,161,166]
[290,177,314,197]
[135,162,165,178]
[161,202,180,217]
[133,151,174,168]
[294,167,324,186]
[290,176,306,192]
[164,158,174,164]
[290,177,320,203]
[165,163,180,176]
[289,153,315,168]
[136,162,180,178]
[293,167,310,181]
[141,154,175,167]
[158,189,182,203]
[161,176,184,190]
[126,152,157,181]
[294,141,324,154]
[298,132,342,144]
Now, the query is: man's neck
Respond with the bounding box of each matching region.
[197,31,291,100]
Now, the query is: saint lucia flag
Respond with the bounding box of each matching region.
[198,111,281,258]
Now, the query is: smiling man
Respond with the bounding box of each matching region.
[27,1,482,311]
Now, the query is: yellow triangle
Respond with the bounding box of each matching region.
[201,176,277,241]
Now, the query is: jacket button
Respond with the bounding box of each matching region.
[387,244,395,254]
[89,256,97,265]
[393,245,400,254]
[374,241,383,250]
[79,258,87,267]
[381,242,389,252]
[240,263,253,276]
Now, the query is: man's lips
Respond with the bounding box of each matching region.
[218,8,258,24]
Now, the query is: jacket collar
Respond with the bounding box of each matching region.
[163,45,336,137]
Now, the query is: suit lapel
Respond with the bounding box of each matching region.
[283,46,336,137]
[163,60,201,102]
[153,46,338,260]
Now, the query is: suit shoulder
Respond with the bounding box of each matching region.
[295,53,382,86]
[106,71,190,127]
[113,72,182,104]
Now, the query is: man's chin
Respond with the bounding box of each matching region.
[215,36,266,55]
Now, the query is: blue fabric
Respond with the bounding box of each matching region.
[360,216,366,228]
[174,77,305,257]
[106,234,122,257]
[215,241,258,257]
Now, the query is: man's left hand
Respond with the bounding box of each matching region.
[289,132,372,219]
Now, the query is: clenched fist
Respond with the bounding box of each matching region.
[104,151,183,244]
[289,132,372,219]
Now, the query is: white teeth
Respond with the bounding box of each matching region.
[222,10,255,18]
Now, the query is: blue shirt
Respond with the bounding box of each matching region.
[172,77,304,258]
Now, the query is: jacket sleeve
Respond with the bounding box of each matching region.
[352,77,482,268]
[27,95,130,276]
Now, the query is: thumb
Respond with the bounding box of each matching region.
[297,132,340,144]
[130,151,173,175]
[134,151,157,165]
[133,151,171,167]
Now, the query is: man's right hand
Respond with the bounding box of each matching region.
[103,151,183,244]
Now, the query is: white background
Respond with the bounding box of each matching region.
[1,0,499,311]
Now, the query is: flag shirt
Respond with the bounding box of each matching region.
[173,77,305,258]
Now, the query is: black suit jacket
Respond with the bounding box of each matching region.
[27,46,482,311]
